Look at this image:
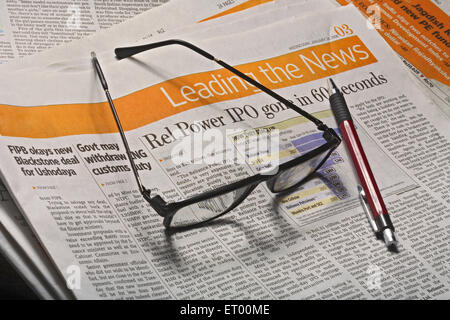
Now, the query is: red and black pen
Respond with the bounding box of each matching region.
[327,78,398,252]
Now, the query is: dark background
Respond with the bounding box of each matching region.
[0,252,38,299]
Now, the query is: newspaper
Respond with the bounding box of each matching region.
[0,0,180,299]
[0,0,281,298]
[334,0,450,117]
[0,181,72,299]
[0,0,326,300]
[0,220,71,299]
[5,0,448,119]
[0,5,448,300]
[0,0,170,64]
[0,0,279,72]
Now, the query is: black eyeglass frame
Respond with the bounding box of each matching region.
[92,40,341,230]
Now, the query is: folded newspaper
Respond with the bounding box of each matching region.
[0,0,449,299]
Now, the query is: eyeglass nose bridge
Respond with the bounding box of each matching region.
[144,194,172,218]
[265,174,280,193]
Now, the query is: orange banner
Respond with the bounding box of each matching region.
[336,0,450,85]
[0,36,377,139]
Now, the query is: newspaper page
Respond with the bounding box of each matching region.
[0,0,170,64]
[0,0,278,70]
[334,0,450,116]
[164,0,338,45]
[0,5,449,300]
[0,0,280,298]
[0,0,331,298]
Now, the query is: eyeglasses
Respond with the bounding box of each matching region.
[92,39,341,230]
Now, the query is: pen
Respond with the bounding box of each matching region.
[327,78,398,252]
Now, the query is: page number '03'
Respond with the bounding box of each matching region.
[333,24,354,37]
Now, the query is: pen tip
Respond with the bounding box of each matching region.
[388,243,399,253]
[327,78,338,95]
[383,229,398,252]
[91,51,97,59]
[330,78,338,89]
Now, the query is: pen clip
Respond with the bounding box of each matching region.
[358,185,379,234]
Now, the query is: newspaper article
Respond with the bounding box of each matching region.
[0,5,449,299]
[0,0,169,64]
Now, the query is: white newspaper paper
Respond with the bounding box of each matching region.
[0,5,449,300]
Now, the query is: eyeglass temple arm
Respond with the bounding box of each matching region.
[91,52,147,195]
[115,39,327,130]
